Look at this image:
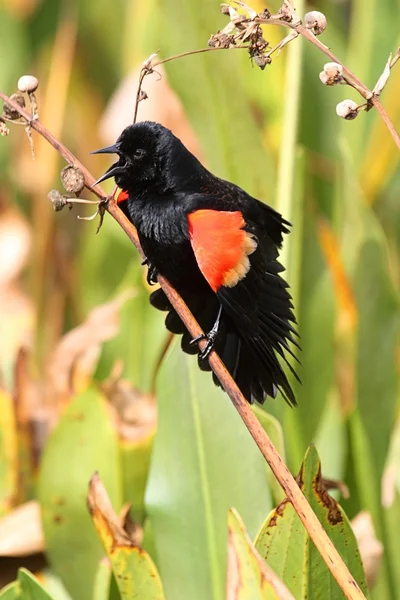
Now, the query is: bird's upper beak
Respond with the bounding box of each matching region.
[90,143,123,187]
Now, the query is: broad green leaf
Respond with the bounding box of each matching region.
[18,569,54,600]
[0,583,19,600]
[227,509,294,600]
[120,430,155,524]
[88,473,165,600]
[93,560,121,600]
[255,446,369,599]
[253,406,286,503]
[145,341,272,600]
[38,571,73,600]
[97,261,166,393]
[38,388,122,600]
[0,389,17,516]
[314,393,347,483]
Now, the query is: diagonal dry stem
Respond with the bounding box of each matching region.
[0,89,366,600]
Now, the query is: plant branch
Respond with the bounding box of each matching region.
[253,16,400,151]
[0,89,365,600]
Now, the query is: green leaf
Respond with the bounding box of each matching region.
[145,341,272,600]
[17,569,55,600]
[255,446,369,599]
[88,473,165,600]
[227,509,294,600]
[0,583,19,600]
[93,560,121,600]
[98,261,166,393]
[252,406,286,504]
[120,420,156,524]
[38,388,122,600]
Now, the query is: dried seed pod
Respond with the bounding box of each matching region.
[220,4,230,15]
[3,93,25,120]
[253,54,272,70]
[336,99,359,120]
[304,11,327,35]
[0,118,9,136]
[319,62,344,85]
[60,165,85,196]
[17,75,39,94]
[48,190,72,212]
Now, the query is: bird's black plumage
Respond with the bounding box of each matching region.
[93,121,299,405]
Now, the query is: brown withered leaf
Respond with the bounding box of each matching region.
[102,374,157,441]
[99,64,203,161]
[87,473,137,549]
[351,511,383,589]
[0,501,44,557]
[46,291,135,398]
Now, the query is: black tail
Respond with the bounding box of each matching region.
[150,287,298,405]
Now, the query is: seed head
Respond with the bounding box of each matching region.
[17,75,39,94]
[0,118,10,136]
[304,11,327,35]
[60,165,85,196]
[3,93,25,120]
[319,62,344,85]
[48,189,73,212]
[336,99,359,120]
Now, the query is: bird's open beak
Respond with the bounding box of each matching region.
[91,143,122,187]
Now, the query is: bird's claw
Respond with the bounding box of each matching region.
[190,329,218,360]
[141,257,158,285]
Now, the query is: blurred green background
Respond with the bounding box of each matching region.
[0,0,399,599]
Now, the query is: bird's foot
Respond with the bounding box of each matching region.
[190,328,219,360]
[190,305,223,360]
[141,257,158,285]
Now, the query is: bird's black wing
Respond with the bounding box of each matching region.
[187,198,299,405]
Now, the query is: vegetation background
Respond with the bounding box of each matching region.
[0,0,399,599]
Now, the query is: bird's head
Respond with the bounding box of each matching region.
[91,121,173,191]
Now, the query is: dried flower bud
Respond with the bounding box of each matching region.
[304,11,327,35]
[17,75,39,94]
[260,8,271,19]
[319,62,344,85]
[208,32,235,48]
[336,99,359,120]
[60,165,85,196]
[3,93,25,120]
[220,3,230,15]
[253,54,272,70]
[48,190,73,212]
[0,118,9,136]
[138,90,148,101]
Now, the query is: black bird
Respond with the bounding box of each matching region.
[92,121,299,405]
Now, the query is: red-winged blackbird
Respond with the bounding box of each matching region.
[92,121,299,405]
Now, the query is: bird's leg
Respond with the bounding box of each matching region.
[190,304,223,360]
[141,257,158,285]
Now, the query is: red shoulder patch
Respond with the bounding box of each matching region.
[188,209,257,292]
[116,189,129,204]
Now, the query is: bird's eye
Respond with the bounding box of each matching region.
[134,148,146,159]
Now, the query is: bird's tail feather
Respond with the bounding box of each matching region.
[150,288,298,405]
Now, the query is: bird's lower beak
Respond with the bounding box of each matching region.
[91,162,123,187]
[91,142,123,187]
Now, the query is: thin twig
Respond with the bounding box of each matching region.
[133,45,251,123]
[253,16,400,151]
[0,89,365,600]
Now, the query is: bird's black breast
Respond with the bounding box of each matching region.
[125,193,206,290]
